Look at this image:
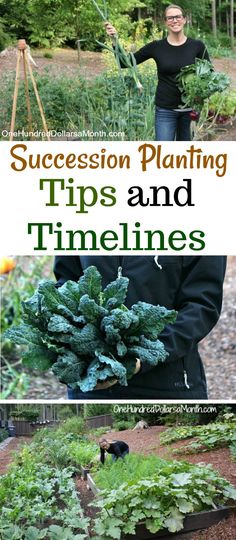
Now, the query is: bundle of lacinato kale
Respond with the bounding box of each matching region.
[5,266,177,392]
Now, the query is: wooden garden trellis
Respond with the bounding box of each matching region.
[10,39,50,141]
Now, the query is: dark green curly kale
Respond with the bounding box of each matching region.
[4,266,177,392]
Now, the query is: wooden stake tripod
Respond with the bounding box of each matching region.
[10,39,50,141]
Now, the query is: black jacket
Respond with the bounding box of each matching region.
[54,255,226,399]
[100,441,129,464]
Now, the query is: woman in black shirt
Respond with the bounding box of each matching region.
[105,4,209,141]
[99,438,129,464]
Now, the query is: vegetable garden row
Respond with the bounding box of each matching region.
[1,62,236,142]
[1,416,236,540]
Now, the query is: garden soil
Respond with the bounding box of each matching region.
[80,425,236,539]
[0,436,30,475]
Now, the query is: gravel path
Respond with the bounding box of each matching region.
[0,436,29,475]
[199,256,236,399]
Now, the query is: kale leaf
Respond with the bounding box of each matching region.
[4,265,177,392]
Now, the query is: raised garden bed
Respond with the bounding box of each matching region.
[122,508,231,540]
[80,464,90,480]
[87,472,100,495]
[86,471,236,540]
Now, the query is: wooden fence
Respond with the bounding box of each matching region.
[11,414,113,436]
[12,420,58,436]
[85,414,113,429]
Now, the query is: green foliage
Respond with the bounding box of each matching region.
[0,445,89,539]
[0,428,9,443]
[1,257,52,340]
[32,421,99,468]
[43,51,54,59]
[10,407,39,421]
[0,0,234,54]
[69,440,98,468]
[5,265,177,392]
[0,16,9,50]
[112,419,136,431]
[160,421,236,455]
[1,420,236,540]
[94,453,166,489]
[0,67,156,140]
[177,58,231,112]
[0,257,52,399]
[207,89,236,118]
[57,416,86,436]
[92,454,236,538]
[161,411,200,426]
[91,426,111,437]
[86,403,113,416]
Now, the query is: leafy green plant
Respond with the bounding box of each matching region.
[0,17,9,51]
[93,453,167,489]
[43,51,54,59]
[112,419,135,431]
[0,428,9,443]
[177,58,231,112]
[0,68,156,141]
[1,256,52,399]
[0,445,89,539]
[69,440,98,468]
[206,89,236,120]
[0,357,29,400]
[1,256,52,339]
[92,455,236,538]
[160,422,236,455]
[90,426,111,437]
[5,265,177,392]
[160,425,200,445]
[57,417,86,436]
[10,408,39,421]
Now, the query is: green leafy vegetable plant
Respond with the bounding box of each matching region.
[92,455,236,538]
[160,422,236,455]
[177,58,231,112]
[5,266,177,392]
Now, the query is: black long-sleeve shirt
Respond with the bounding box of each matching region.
[100,441,129,464]
[54,255,226,399]
[123,37,210,109]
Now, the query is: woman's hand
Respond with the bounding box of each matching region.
[104,22,118,38]
[95,378,118,390]
[134,358,141,374]
[94,359,141,390]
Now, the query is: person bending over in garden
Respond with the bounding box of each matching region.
[105,4,209,141]
[54,255,226,400]
[99,438,129,464]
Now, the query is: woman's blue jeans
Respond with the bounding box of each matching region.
[112,449,129,461]
[155,107,191,141]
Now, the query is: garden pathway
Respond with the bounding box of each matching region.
[0,436,30,475]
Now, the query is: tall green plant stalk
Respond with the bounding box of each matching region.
[91,0,143,91]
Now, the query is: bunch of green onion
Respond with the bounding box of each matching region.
[91,0,143,91]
